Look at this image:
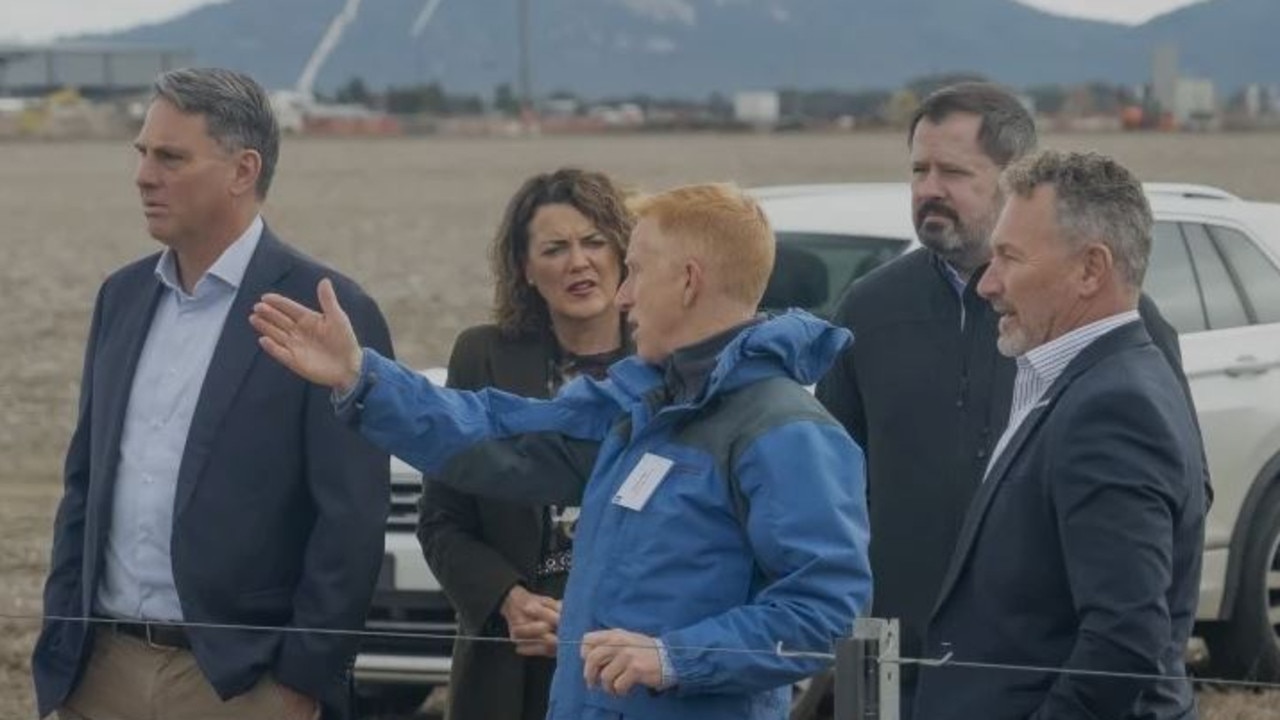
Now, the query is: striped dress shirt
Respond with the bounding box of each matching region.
[984,310,1141,480]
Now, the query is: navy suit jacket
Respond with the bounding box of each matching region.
[914,322,1205,720]
[32,228,393,718]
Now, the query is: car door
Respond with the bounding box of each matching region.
[1145,218,1280,619]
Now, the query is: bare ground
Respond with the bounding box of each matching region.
[3,132,1280,718]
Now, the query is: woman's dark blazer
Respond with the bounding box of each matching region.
[417,323,559,720]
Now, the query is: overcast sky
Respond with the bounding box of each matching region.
[0,0,1212,43]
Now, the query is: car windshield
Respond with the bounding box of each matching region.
[761,232,909,318]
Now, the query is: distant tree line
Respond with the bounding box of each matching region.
[321,72,1160,127]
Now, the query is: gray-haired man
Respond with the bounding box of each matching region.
[32,68,393,720]
[917,149,1204,720]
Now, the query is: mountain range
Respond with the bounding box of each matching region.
[81,0,1278,98]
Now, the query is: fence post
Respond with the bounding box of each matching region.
[833,617,900,720]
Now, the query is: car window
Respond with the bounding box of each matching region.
[1209,224,1280,325]
[1183,223,1250,331]
[1145,222,1207,334]
[762,233,907,317]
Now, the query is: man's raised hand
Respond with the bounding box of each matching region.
[251,278,364,393]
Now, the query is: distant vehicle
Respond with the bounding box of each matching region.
[355,183,1280,711]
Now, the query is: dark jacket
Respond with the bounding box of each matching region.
[915,322,1204,720]
[814,248,1190,712]
[417,324,561,720]
[32,228,393,719]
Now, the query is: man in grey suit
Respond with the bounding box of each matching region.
[915,150,1205,720]
[31,68,393,720]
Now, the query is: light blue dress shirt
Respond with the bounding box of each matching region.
[96,217,264,622]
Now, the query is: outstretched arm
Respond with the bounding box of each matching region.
[252,279,621,479]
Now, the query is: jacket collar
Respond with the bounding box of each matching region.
[929,251,989,299]
[595,310,850,439]
[661,318,762,406]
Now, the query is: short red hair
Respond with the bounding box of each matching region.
[629,183,775,306]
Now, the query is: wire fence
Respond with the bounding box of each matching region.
[5,611,1280,696]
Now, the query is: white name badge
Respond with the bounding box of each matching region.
[612,453,675,511]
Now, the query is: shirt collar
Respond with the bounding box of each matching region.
[1019,309,1142,383]
[941,261,968,298]
[154,215,264,296]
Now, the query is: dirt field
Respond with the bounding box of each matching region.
[3,132,1280,718]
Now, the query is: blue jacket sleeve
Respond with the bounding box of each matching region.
[661,419,872,694]
[350,349,619,477]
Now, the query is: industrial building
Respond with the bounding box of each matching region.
[0,43,194,99]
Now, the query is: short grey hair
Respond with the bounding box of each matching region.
[1002,149,1152,287]
[152,67,280,199]
[909,82,1038,168]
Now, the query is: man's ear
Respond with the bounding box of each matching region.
[682,259,703,308]
[1078,242,1114,297]
[230,148,263,199]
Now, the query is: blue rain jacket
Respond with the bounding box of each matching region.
[352,311,872,720]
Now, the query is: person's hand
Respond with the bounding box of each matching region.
[276,683,320,720]
[251,278,364,393]
[500,585,562,658]
[581,629,663,696]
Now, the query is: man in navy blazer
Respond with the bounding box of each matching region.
[31,68,392,719]
[914,150,1205,720]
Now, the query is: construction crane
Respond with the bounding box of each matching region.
[294,0,446,99]
[295,0,364,99]
[410,0,446,38]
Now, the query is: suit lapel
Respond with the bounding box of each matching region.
[90,270,165,550]
[930,398,1056,615]
[931,321,1154,618]
[174,228,295,517]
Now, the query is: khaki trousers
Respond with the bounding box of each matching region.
[56,627,293,720]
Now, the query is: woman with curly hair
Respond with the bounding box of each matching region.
[417,167,632,720]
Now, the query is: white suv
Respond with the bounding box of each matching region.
[757,182,1280,680]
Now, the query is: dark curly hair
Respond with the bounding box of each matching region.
[491,168,633,337]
